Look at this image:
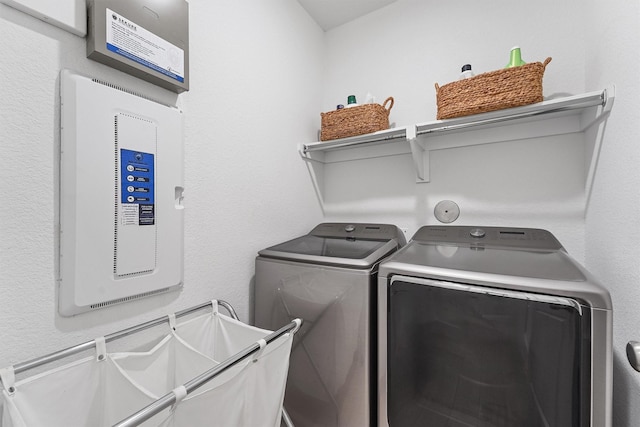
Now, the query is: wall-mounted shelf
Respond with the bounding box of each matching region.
[302,126,408,154]
[299,86,615,199]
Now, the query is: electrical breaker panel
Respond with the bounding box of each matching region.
[59,69,184,316]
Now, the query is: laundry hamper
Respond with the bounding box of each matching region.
[0,300,299,427]
[435,58,552,119]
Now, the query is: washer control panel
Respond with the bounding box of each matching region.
[310,223,406,245]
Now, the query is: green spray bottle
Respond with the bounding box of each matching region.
[505,46,526,68]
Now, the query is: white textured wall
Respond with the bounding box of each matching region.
[583,0,640,425]
[0,0,323,367]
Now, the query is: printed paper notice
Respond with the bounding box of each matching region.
[106,8,184,82]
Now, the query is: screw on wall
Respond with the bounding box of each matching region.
[434,200,460,223]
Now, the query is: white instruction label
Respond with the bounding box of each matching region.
[105,8,184,82]
[121,204,139,226]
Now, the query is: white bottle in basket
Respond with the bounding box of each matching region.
[459,64,475,80]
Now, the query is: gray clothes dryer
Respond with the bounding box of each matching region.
[377,225,613,427]
[254,223,406,427]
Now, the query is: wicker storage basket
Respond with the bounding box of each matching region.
[320,97,394,141]
[435,57,552,120]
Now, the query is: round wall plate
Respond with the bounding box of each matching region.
[434,200,460,223]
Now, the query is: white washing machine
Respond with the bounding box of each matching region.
[254,223,406,427]
[377,225,612,427]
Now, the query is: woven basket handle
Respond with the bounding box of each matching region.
[382,97,394,111]
[542,57,552,69]
[434,83,440,94]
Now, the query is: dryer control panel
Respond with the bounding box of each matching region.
[412,226,563,250]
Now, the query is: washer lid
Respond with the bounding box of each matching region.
[258,235,398,268]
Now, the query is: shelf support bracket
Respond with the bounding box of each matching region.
[407,126,429,183]
[584,85,616,209]
[298,143,326,207]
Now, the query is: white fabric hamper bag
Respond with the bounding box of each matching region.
[142,307,294,427]
[146,333,293,427]
[1,347,154,427]
[108,332,219,400]
[172,304,274,361]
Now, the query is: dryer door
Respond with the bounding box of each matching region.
[386,276,590,427]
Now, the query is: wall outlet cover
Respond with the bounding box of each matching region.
[434,200,460,223]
